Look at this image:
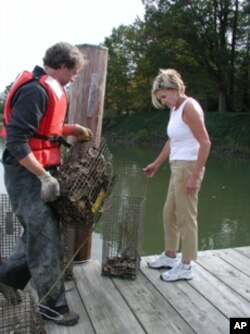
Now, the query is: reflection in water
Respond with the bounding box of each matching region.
[198,155,250,253]
[107,141,250,255]
[200,218,240,250]
[1,140,250,256]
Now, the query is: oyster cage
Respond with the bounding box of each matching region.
[51,137,115,227]
[101,166,147,280]
[0,194,74,282]
[0,194,22,263]
[110,165,147,198]
[102,195,146,280]
[0,286,46,334]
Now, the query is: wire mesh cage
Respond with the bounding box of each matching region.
[102,195,145,279]
[51,137,115,227]
[0,193,74,282]
[101,166,147,279]
[110,164,147,198]
[0,285,46,334]
[0,194,22,264]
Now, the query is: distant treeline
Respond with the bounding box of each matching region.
[103,110,250,157]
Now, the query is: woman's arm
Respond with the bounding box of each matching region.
[143,139,170,177]
[183,99,211,193]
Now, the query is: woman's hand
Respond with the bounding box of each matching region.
[186,174,199,195]
[143,163,157,178]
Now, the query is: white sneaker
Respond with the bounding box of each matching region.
[147,252,179,269]
[160,263,194,281]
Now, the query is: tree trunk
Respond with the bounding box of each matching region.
[218,91,226,112]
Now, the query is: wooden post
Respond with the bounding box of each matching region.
[68,44,108,262]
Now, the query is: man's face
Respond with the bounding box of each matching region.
[56,65,81,86]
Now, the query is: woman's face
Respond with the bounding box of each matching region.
[155,89,178,108]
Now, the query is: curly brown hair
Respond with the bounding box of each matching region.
[43,42,87,70]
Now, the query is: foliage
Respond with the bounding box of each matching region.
[104,21,154,114]
[103,111,250,156]
[104,0,249,114]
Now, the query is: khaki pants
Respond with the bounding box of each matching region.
[163,160,205,262]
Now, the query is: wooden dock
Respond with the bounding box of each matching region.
[37,246,250,334]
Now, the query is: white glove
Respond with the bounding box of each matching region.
[38,172,60,202]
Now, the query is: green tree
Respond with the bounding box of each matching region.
[142,0,249,112]
[104,0,249,115]
[141,0,215,109]
[234,0,250,112]
[104,20,155,114]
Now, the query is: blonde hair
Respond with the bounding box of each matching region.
[151,69,186,109]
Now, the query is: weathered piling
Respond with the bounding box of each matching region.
[67,44,108,261]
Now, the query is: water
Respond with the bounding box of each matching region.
[106,141,250,256]
[1,140,250,258]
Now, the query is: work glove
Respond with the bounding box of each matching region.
[62,124,93,141]
[38,172,60,202]
[75,125,93,142]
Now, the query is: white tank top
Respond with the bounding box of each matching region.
[167,98,200,161]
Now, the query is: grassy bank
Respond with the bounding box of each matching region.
[103,111,250,157]
[1,111,250,157]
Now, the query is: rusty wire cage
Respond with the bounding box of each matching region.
[0,194,22,264]
[51,137,115,227]
[0,287,46,334]
[0,193,74,282]
[101,166,147,279]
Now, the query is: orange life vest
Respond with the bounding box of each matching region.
[2,71,68,168]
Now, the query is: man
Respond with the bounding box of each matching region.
[0,42,93,326]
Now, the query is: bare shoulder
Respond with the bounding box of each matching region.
[184,98,204,120]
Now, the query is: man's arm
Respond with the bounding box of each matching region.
[5,81,48,162]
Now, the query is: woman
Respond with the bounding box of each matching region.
[143,69,211,281]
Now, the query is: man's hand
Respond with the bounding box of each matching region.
[62,124,93,141]
[75,125,93,141]
[38,172,60,202]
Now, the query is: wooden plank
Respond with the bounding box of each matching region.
[140,259,229,334]
[235,246,250,258]
[74,260,146,334]
[29,247,250,334]
[211,248,250,276]
[29,280,95,334]
[197,250,250,301]
[112,271,195,334]
[188,262,250,318]
[44,280,95,334]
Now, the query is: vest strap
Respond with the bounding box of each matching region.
[33,133,72,148]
